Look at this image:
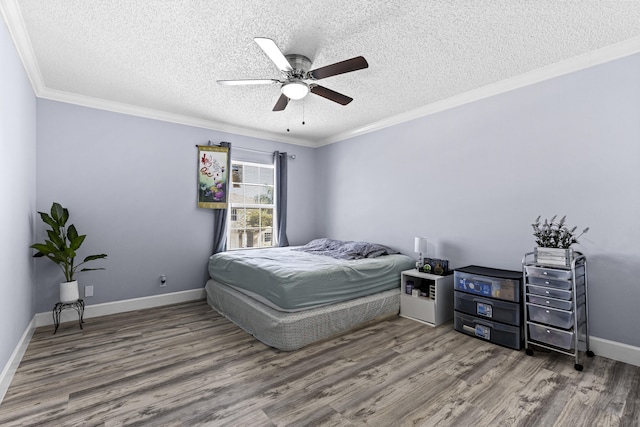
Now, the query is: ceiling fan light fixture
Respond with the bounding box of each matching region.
[281,81,309,100]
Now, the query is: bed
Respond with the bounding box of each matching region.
[205,239,415,351]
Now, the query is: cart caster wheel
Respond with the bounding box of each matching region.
[586,350,595,357]
[525,348,534,356]
[574,364,583,371]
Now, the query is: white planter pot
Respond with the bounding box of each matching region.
[534,247,573,267]
[60,280,79,303]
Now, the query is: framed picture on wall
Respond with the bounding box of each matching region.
[197,145,229,209]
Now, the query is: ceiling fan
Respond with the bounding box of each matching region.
[217,37,369,111]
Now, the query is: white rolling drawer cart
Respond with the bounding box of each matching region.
[522,252,594,371]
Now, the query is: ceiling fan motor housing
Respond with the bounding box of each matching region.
[284,54,312,79]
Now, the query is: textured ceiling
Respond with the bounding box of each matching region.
[3,0,640,146]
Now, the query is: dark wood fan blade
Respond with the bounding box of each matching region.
[254,37,293,72]
[309,56,368,80]
[310,85,353,105]
[217,79,279,86]
[273,94,289,111]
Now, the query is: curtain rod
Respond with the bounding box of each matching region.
[196,142,296,159]
[233,146,296,159]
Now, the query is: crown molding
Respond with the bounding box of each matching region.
[4,0,640,149]
[0,0,44,94]
[317,35,640,147]
[36,87,318,148]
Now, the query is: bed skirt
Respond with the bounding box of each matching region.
[205,279,400,351]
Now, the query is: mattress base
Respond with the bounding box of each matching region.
[205,279,400,351]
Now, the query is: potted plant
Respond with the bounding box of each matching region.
[531,215,589,266]
[31,202,107,302]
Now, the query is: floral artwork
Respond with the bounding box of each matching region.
[198,146,229,209]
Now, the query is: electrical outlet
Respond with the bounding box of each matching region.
[85,285,94,297]
[160,275,167,287]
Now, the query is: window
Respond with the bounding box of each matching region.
[263,231,272,245]
[227,161,275,250]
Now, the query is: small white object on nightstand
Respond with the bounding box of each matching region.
[414,237,428,269]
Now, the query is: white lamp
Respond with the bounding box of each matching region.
[414,237,428,269]
[281,81,309,100]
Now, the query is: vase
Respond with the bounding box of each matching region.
[59,280,79,303]
[534,247,573,267]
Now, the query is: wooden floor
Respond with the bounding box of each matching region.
[1,300,638,426]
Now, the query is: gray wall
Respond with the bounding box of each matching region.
[0,19,37,375]
[35,100,317,312]
[316,53,640,347]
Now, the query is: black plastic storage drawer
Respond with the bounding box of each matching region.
[454,311,522,350]
[454,265,522,303]
[454,291,521,326]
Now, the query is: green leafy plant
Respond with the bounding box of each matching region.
[532,215,589,249]
[30,202,107,282]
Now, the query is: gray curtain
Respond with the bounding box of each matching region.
[212,141,232,254]
[274,151,289,247]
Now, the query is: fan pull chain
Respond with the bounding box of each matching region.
[286,99,307,132]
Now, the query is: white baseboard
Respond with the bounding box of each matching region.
[0,317,36,404]
[590,336,640,367]
[34,288,206,327]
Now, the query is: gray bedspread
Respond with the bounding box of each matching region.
[207,245,415,311]
[292,238,400,259]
